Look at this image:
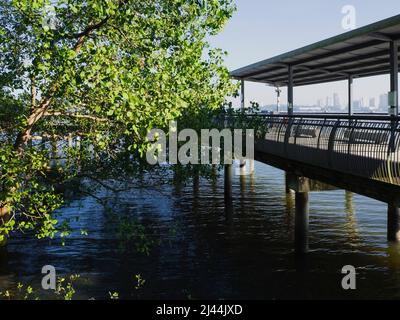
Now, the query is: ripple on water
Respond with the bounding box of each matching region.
[0,161,399,299]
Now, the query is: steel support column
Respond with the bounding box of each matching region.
[240,79,246,170]
[288,65,294,115]
[348,75,353,116]
[389,41,398,152]
[390,41,399,116]
[241,79,245,111]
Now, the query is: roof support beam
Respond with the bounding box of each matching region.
[293,64,400,86]
[241,65,286,79]
[295,76,349,87]
[295,65,349,76]
[252,50,392,81]
[368,32,393,42]
[236,40,386,79]
[265,57,396,84]
[293,65,396,86]
[291,40,385,66]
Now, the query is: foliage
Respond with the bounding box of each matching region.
[0,0,237,241]
[108,291,119,300]
[116,216,158,255]
[224,101,268,139]
[0,144,62,241]
[56,274,81,300]
[0,273,146,300]
[0,274,80,300]
[134,274,146,290]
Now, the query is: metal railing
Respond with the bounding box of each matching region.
[248,114,400,185]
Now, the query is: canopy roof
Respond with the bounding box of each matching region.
[230,14,400,87]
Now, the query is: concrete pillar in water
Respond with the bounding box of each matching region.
[193,168,200,195]
[284,172,295,216]
[285,172,293,194]
[210,165,218,194]
[224,164,232,199]
[224,164,234,226]
[239,159,246,176]
[295,191,309,254]
[249,159,255,174]
[388,204,400,242]
[238,159,255,176]
[211,164,217,176]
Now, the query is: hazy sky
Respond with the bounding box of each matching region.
[209,0,400,107]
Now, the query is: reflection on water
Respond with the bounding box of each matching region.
[1,161,400,299]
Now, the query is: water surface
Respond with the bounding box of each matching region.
[1,162,400,300]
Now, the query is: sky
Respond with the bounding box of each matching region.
[208,0,400,108]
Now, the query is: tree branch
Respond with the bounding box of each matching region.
[14,17,111,154]
[73,17,110,39]
[43,112,108,122]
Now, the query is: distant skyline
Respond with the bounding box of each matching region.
[209,0,400,109]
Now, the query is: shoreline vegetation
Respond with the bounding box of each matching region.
[0,273,138,300]
[0,0,237,246]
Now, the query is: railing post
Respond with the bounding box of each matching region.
[293,117,303,146]
[347,119,357,171]
[283,117,294,158]
[327,119,340,169]
[389,119,398,154]
[316,119,326,150]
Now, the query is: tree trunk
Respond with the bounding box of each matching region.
[0,205,11,247]
[14,101,54,155]
[0,205,10,218]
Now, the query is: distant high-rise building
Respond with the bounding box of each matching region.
[353,100,361,110]
[326,96,332,107]
[379,93,388,109]
[333,93,341,108]
[369,98,376,108]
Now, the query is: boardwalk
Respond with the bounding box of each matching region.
[255,114,400,185]
[227,15,400,251]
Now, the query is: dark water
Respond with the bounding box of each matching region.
[1,161,400,300]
